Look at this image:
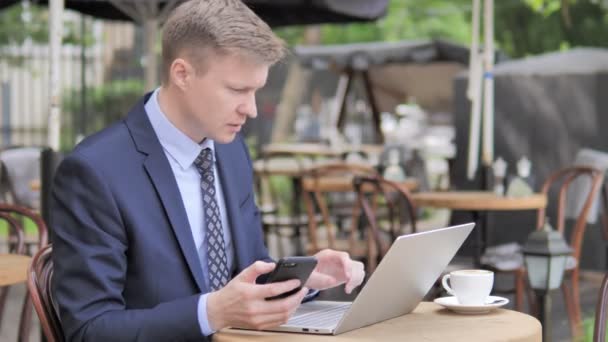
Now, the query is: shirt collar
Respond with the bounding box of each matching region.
[145,88,215,170]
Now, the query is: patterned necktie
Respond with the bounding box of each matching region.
[194,148,230,291]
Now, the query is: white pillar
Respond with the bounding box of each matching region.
[48,0,64,151]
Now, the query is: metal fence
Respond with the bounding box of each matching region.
[0,17,143,150]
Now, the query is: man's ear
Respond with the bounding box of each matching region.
[170,58,191,91]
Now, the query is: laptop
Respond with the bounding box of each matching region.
[262,222,474,335]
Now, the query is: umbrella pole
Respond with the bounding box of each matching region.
[144,17,159,91]
[48,0,64,151]
[466,0,482,180]
[482,0,495,167]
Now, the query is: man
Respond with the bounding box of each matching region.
[50,0,365,341]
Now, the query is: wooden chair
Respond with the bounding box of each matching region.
[301,162,377,258]
[0,212,25,332]
[488,166,603,334]
[542,166,604,336]
[255,151,321,256]
[28,244,64,342]
[0,204,49,341]
[352,175,417,272]
[594,272,608,342]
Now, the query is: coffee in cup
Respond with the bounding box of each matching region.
[441,269,494,305]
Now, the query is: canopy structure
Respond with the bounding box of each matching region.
[3,0,388,26]
[294,40,470,143]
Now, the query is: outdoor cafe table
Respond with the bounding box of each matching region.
[411,191,547,266]
[262,143,384,159]
[215,302,541,342]
[0,254,31,286]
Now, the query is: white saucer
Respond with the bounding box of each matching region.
[433,295,509,314]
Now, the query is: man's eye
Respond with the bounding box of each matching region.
[230,87,247,93]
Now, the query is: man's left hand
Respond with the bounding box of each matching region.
[304,249,365,294]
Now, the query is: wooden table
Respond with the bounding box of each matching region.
[411,191,547,211]
[301,176,417,193]
[215,302,541,342]
[411,191,547,265]
[262,143,384,159]
[0,254,31,286]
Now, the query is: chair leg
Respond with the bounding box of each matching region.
[571,270,582,336]
[514,270,525,312]
[0,286,9,330]
[561,279,581,339]
[17,290,33,342]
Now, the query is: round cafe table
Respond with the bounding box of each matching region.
[411,191,547,266]
[0,254,32,286]
[215,302,541,342]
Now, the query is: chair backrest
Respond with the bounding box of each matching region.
[256,150,312,215]
[0,212,25,254]
[301,162,377,254]
[353,175,417,272]
[0,203,48,249]
[28,244,64,342]
[536,166,604,262]
[594,273,608,342]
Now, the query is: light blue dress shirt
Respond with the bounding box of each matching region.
[145,88,234,336]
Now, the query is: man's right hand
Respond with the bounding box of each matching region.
[207,261,308,331]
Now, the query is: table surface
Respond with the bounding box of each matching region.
[262,143,384,158]
[215,302,541,342]
[253,158,374,177]
[411,191,547,211]
[0,254,31,286]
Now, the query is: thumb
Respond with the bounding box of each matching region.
[238,261,275,283]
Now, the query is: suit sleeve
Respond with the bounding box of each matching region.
[50,152,205,342]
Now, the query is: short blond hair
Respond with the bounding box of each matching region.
[161,0,286,84]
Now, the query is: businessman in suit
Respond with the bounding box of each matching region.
[50,1,365,341]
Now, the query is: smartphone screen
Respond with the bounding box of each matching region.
[264,256,318,300]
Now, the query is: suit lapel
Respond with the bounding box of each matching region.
[125,98,207,293]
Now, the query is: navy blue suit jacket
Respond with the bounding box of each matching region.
[50,94,270,341]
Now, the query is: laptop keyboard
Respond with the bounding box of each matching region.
[287,302,352,329]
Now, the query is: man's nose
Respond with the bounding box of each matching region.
[239,93,257,118]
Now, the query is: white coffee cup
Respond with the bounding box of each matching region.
[441,269,494,306]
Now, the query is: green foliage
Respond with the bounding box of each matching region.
[496,0,608,57]
[62,79,144,141]
[0,4,48,46]
[0,3,96,48]
[0,216,39,237]
[275,0,608,58]
[581,316,608,342]
[275,0,472,46]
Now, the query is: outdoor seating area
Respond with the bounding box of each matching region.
[2,0,608,341]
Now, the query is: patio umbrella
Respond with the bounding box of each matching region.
[0,0,388,150]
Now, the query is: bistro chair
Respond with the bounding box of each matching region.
[254,150,322,256]
[352,175,417,272]
[0,203,49,341]
[484,166,603,334]
[28,244,64,342]
[594,272,608,342]
[0,212,25,332]
[301,162,377,258]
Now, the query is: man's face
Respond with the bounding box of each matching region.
[180,52,269,144]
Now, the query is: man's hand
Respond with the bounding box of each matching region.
[207,261,308,331]
[305,249,365,294]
